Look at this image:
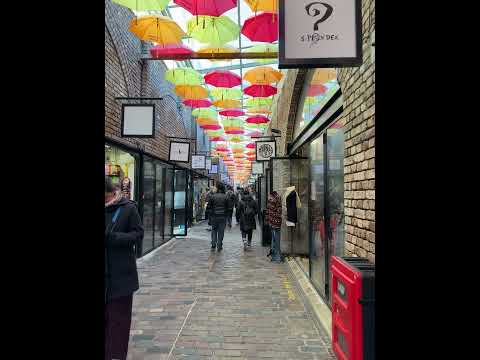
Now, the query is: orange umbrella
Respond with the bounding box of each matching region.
[244,0,278,13]
[175,85,209,99]
[195,117,219,126]
[311,69,337,85]
[129,16,185,45]
[247,108,272,115]
[213,99,242,108]
[244,66,283,85]
[197,46,239,62]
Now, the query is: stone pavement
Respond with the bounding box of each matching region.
[128,221,336,360]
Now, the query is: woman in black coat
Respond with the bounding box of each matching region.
[237,190,258,250]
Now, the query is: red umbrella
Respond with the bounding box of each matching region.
[174,0,237,16]
[216,146,229,152]
[150,44,194,58]
[244,84,277,97]
[242,12,278,43]
[307,84,328,97]
[200,124,222,130]
[225,129,245,135]
[183,99,212,108]
[219,108,245,117]
[246,142,256,149]
[210,136,226,141]
[246,115,270,124]
[204,70,242,88]
[247,157,256,161]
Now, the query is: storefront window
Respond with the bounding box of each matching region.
[154,163,165,248]
[173,169,187,235]
[142,158,155,254]
[294,69,340,139]
[193,176,209,223]
[105,144,137,200]
[164,166,174,238]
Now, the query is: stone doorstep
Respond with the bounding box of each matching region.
[285,259,333,339]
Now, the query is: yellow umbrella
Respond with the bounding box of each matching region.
[175,85,209,99]
[246,108,272,115]
[311,69,337,85]
[197,46,239,62]
[129,16,185,45]
[213,99,242,108]
[244,66,283,85]
[244,0,278,12]
[196,118,219,126]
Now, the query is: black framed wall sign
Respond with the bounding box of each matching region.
[191,155,206,169]
[252,161,264,175]
[121,104,155,137]
[256,140,276,162]
[169,141,190,163]
[279,0,363,68]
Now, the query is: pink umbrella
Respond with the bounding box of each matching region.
[216,146,229,152]
[174,0,237,16]
[183,99,212,108]
[204,70,242,88]
[150,44,194,58]
[246,142,256,149]
[246,115,270,124]
[244,84,277,97]
[210,136,226,142]
[242,13,278,43]
[307,84,328,97]
[249,131,264,138]
[219,108,245,117]
[225,129,245,135]
[200,124,222,130]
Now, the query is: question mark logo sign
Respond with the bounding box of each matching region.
[305,2,334,31]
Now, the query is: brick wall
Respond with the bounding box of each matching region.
[105,0,194,163]
[338,0,375,263]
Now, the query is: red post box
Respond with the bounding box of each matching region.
[331,256,375,360]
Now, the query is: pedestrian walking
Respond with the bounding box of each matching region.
[226,185,236,228]
[206,183,229,251]
[266,191,282,262]
[234,186,242,224]
[237,189,259,250]
[205,186,216,231]
[105,176,144,360]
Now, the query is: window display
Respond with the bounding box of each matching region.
[105,144,137,201]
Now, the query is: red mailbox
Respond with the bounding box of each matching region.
[331,256,375,360]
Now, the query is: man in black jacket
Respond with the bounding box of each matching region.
[105,177,144,360]
[206,182,229,251]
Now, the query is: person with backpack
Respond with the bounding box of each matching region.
[105,176,144,360]
[206,183,229,251]
[237,189,259,251]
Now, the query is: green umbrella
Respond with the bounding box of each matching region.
[245,44,278,63]
[245,122,268,129]
[112,0,170,11]
[192,108,217,118]
[187,16,240,46]
[222,118,244,128]
[210,87,242,100]
[245,97,273,107]
[165,68,203,86]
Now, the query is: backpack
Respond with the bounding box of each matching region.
[244,201,255,218]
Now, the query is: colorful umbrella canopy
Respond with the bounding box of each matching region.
[242,13,278,43]
[174,0,237,16]
[204,70,242,88]
[195,118,219,126]
[312,69,337,85]
[244,84,277,97]
[246,151,256,156]
[197,46,239,62]
[246,108,271,115]
[150,44,193,58]
[175,85,209,99]
[246,115,270,124]
[245,122,268,130]
[228,135,245,142]
[183,99,212,108]
[216,145,229,151]
[165,68,203,86]
[187,16,240,46]
[113,0,170,11]
[201,124,222,130]
[219,109,244,117]
[222,117,243,128]
[307,84,328,97]
[192,108,217,118]
[225,129,245,134]
[244,0,278,13]
[244,66,283,85]
[210,136,226,142]
[206,130,224,137]
[245,97,272,107]
[213,99,242,108]
[245,44,278,63]
[129,16,185,45]
[210,87,242,100]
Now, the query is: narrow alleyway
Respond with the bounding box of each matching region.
[128,221,335,360]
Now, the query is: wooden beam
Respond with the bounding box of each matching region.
[143,52,279,61]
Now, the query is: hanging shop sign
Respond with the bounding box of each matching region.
[255,140,276,162]
[252,161,264,175]
[279,0,362,68]
[205,157,212,170]
[191,155,206,169]
[209,164,218,174]
[121,104,155,137]
[169,141,190,163]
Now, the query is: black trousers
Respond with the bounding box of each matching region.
[242,229,253,244]
[105,294,133,360]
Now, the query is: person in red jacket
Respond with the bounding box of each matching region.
[266,191,282,262]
